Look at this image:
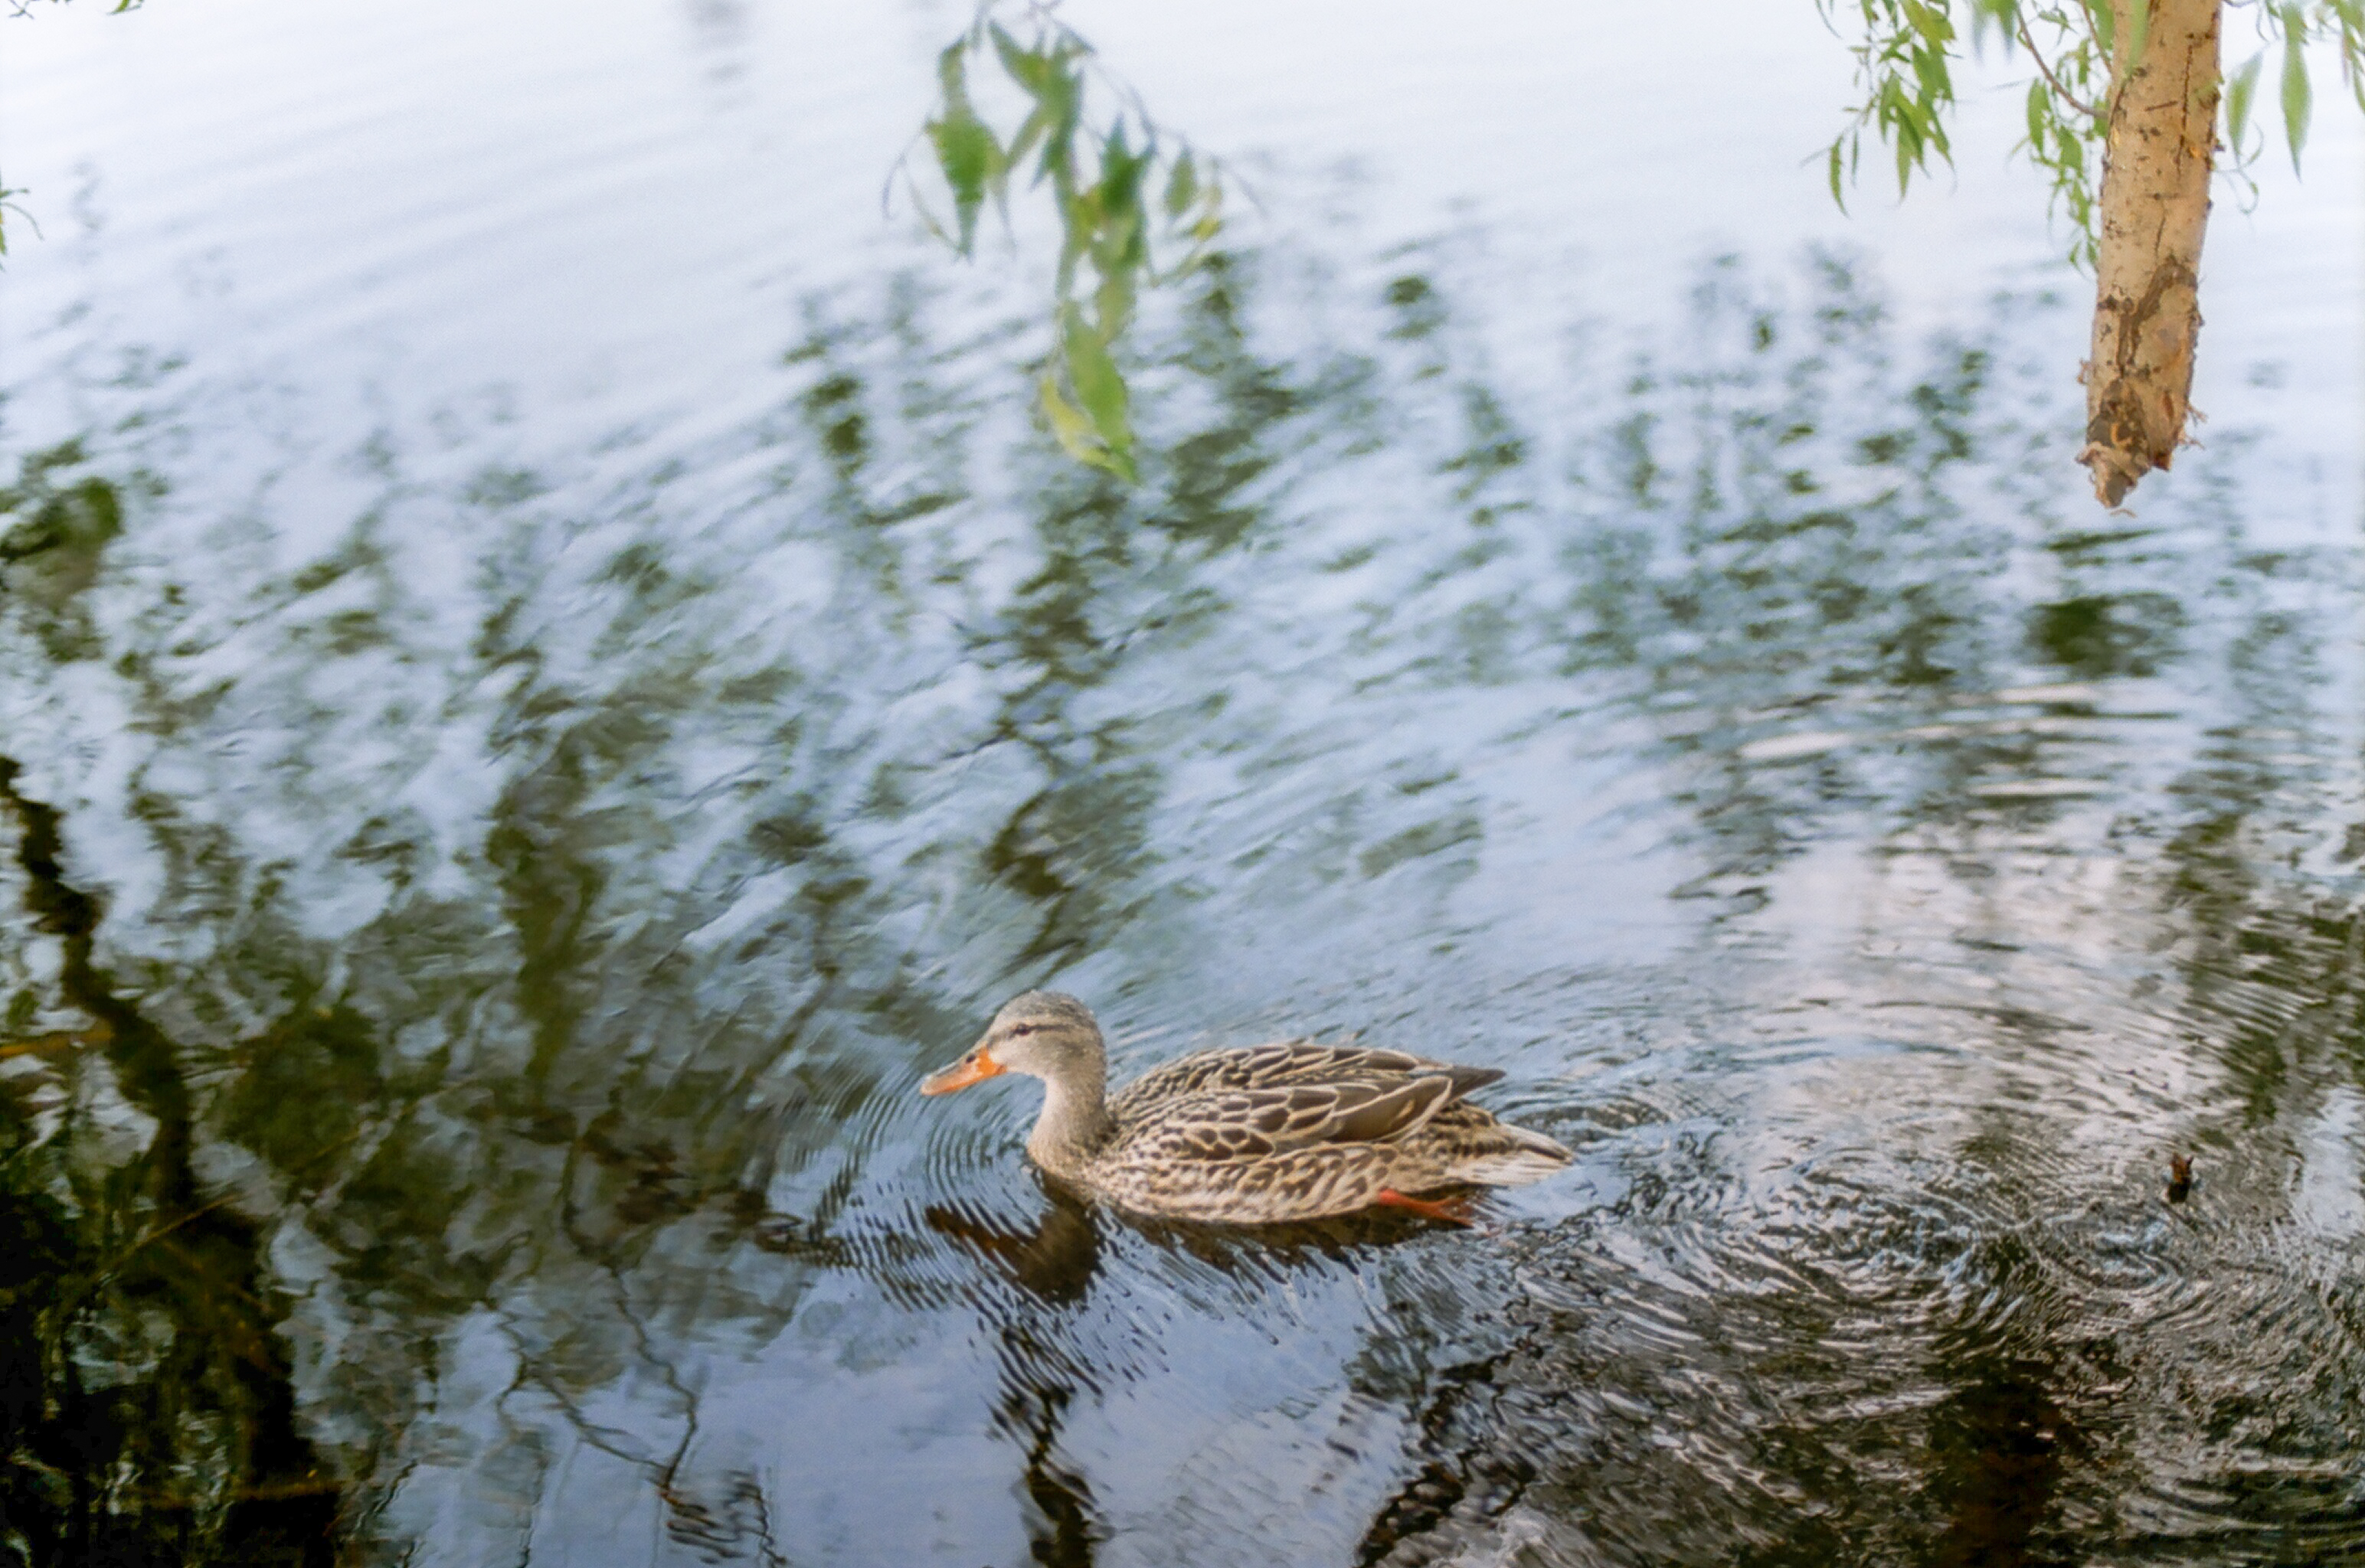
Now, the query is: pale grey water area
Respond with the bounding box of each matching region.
[1,2,2362,1564]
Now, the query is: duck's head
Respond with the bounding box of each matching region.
[921,990,1104,1095]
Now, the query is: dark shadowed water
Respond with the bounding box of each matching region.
[2,5,2362,1566]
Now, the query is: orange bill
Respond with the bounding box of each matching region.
[920,1047,1003,1096]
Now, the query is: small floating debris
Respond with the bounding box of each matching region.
[2167,1153,2193,1204]
[1737,730,1851,763]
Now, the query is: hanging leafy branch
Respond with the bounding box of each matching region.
[896,5,1229,482]
[1821,0,2365,269]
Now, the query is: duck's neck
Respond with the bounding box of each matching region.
[1026,1063,1114,1178]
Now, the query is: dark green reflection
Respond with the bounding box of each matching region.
[0,759,337,1568]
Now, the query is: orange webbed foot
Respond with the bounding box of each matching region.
[1372,1187,1479,1227]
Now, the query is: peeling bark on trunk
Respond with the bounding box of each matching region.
[2079,0,2222,508]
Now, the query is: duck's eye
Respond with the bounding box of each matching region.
[1008,1024,1037,1037]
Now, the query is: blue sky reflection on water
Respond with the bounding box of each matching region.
[0,3,2362,1566]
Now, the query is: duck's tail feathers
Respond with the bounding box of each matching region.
[1450,1124,1572,1187]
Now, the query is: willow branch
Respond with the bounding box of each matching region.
[2019,15,2105,119]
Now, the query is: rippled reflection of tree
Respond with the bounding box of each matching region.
[6,227,2359,1565]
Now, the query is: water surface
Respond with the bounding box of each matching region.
[2,5,2362,1566]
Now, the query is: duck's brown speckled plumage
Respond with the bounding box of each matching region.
[921,992,1571,1223]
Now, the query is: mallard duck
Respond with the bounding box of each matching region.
[920,991,1571,1224]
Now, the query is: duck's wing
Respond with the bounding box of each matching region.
[1111,1040,1500,1118]
[1117,1074,1464,1163]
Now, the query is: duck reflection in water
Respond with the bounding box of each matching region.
[923,1186,1111,1563]
[921,991,1570,1227]
[926,1170,1490,1308]
[924,1160,1516,1566]
[927,1184,1105,1304]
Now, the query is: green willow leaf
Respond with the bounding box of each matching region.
[2226,51,2263,153]
[988,22,1048,96]
[1910,45,1949,111]
[1061,305,1132,459]
[1097,126,1150,232]
[1163,152,1198,218]
[1902,0,1954,47]
[928,41,1006,253]
[1039,372,1118,475]
[928,113,1001,255]
[2282,7,2313,170]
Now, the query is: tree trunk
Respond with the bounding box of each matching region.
[2079,0,2222,508]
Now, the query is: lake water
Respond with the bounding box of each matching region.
[2,3,2363,1564]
